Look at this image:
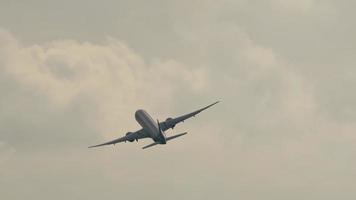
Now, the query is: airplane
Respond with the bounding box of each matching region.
[89,101,219,149]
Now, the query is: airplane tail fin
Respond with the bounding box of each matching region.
[157,119,163,135]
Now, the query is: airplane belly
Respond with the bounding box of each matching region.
[135,110,159,139]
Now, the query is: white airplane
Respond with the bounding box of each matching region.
[89,101,219,149]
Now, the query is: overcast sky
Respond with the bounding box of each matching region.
[0,0,355,199]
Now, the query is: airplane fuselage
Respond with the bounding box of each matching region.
[135,109,166,144]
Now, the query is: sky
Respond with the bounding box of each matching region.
[0,0,355,199]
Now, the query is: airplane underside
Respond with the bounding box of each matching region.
[88,101,219,149]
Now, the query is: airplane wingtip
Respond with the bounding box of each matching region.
[88,144,105,148]
[210,100,220,107]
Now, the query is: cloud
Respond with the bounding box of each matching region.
[168,20,356,199]
[0,141,15,166]
[270,0,315,13]
[1,11,356,199]
[0,29,208,150]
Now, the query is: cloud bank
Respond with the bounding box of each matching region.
[0,1,355,197]
[0,29,208,150]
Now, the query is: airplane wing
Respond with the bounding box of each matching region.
[160,101,219,131]
[88,129,148,148]
[88,136,126,148]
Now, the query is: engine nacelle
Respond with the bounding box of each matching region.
[164,118,175,129]
[126,132,135,142]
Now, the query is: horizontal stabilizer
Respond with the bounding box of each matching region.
[166,132,188,141]
[142,142,159,149]
[142,133,188,149]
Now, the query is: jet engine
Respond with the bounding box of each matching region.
[126,132,135,142]
[164,117,175,129]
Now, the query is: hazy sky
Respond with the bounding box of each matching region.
[0,0,355,199]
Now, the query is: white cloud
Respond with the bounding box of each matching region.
[0,29,209,142]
